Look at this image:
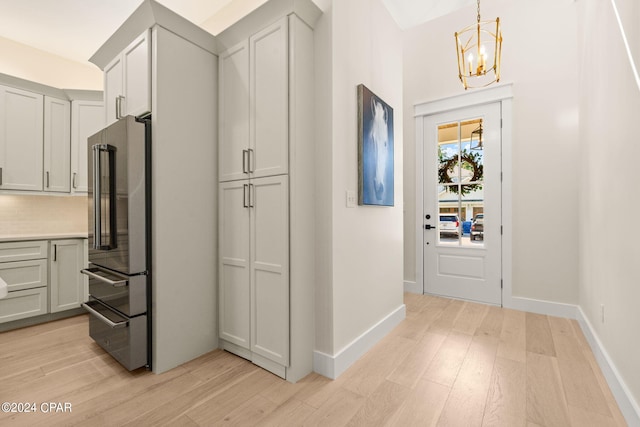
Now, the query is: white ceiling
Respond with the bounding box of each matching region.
[382,0,474,30]
[0,0,470,64]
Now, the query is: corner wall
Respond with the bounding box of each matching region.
[578,0,640,418]
[314,0,405,377]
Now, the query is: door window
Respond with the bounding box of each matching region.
[437,119,485,247]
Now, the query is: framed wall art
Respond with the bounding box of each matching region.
[357,84,394,206]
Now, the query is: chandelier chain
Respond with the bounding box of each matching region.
[477,0,481,23]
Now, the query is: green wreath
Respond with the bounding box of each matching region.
[438,150,483,195]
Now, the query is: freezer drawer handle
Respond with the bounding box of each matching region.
[81,268,128,288]
[82,303,128,329]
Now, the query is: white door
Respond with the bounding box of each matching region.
[423,102,502,305]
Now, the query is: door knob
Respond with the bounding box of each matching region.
[424,224,435,230]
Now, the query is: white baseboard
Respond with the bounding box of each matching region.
[404,280,421,294]
[506,296,639,425]
[506,296,579,319]
[577,307,640,426]
[313,304,406,380]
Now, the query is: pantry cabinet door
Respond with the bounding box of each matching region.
[0,85,44,191]
[250,175,289,366]
[219,41,250,182]
[250,17,289,179]
[219,181,251,349]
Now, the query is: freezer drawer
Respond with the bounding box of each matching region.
[82,265,147,316]
[83,299,147,371]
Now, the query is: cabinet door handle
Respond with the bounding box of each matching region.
[116,95,125,119]
[248,149,254,173]
[243,184,249,208]
[53,244,57,262]
[0,167,2,185]
[242,150,248,174]
[72,172,77,189]
[46,171,50,188]
[249,183,254,208]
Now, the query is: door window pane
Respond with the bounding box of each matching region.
[437,119,484,247]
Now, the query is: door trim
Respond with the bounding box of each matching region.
[412,84,514,306]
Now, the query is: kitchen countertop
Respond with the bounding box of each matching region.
[0,233,88,243]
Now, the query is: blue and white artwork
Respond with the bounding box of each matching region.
[358,84,394,206]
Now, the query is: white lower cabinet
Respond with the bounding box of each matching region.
[219,175,289,376]
[0,239,87,324]
[49,239,87,313]
[0,288,48,323]
[0,240,48,323]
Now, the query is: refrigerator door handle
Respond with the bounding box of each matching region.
[93,144,102,249]
[93,143,118,250]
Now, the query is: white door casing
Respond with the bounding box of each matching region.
[412,84,513,305]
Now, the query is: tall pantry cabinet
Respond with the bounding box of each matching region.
[217,0,320,382]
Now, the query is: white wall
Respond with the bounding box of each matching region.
[0,36,102,90]
[578,0,640,413]
[314,0,405,361]
[403,0,580,304]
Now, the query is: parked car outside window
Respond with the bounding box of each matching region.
[439,214,460,238]
[470,213,484,241]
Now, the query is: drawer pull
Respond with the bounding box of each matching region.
[81,268,127,288]
[82,302,128,329]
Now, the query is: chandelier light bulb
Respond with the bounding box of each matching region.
[454,0,502,89]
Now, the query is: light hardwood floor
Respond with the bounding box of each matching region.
[0,293,627,426]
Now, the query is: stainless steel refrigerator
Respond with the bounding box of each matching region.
[81,115,151,371]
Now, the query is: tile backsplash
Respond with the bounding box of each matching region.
[0,194,87,237]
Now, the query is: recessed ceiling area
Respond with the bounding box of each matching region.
[0,0,472,65]
[381,0,474,30]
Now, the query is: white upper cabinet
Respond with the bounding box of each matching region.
[71,100,104,193]
[104,30,151,125]
[104,56,123,126]
[219,17,288,182]
[43,96,71,193]
[0,85,44,191]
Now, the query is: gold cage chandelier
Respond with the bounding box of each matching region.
[455,0,502,90]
